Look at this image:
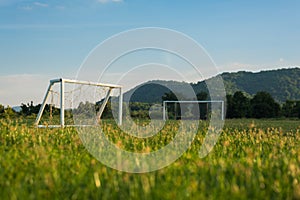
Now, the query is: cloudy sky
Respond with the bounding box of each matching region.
[0,0,300,106]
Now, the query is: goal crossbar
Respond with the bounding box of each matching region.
[49,78,122,88]
[35,78,123,128]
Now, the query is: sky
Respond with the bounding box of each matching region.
[0,0,300,106]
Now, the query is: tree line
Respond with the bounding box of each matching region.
[0,101,59,119]
[226,91,300,119]
[1,91,300,120]
[162,90,300,119]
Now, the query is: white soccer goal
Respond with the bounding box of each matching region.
[163,100,225,121]
[35,78,123,128]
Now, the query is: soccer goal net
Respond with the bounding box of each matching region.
[163,100,225,121]
[35,78,123,128]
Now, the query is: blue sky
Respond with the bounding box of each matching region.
[0,0,300,106]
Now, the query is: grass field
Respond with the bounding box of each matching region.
[0,118,300,199]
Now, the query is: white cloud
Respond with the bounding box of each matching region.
[0,74,51,106]
[217,62,259,73]
[218,61,300,74]
[33,2,48,7]
[97,0,123,4]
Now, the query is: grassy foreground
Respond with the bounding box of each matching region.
[0,119,300,199]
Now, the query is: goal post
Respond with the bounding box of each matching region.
[163,100,225,121]
[35,78,123,128]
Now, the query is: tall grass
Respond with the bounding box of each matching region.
[0,118,299,199]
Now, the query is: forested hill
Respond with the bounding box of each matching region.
[124,81,191,103]
[124,67,300,103]
[193,67,300,102]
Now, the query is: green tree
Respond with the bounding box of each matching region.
[196,92,208,119]
[101,101,113,119]
[282,100,300,118]
[282,100,297,118]
[0,104,4,114]
[297,101,300,119]
[250,91,280,118]
[226,94,234,118]
[20,101,43,116]
[21,103,30,115]
[196,92,208,101]
[162,92,181,119]
[231,91,250,118]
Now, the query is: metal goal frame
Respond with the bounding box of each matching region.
[35,78,123,128]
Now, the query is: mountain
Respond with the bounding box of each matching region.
[12,106,22,112]
[124,81,193,103]
[124,67,300,103]
[219,68,300,102]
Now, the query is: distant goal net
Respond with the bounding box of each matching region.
[163,100,225,121]
[35,78,123,128]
